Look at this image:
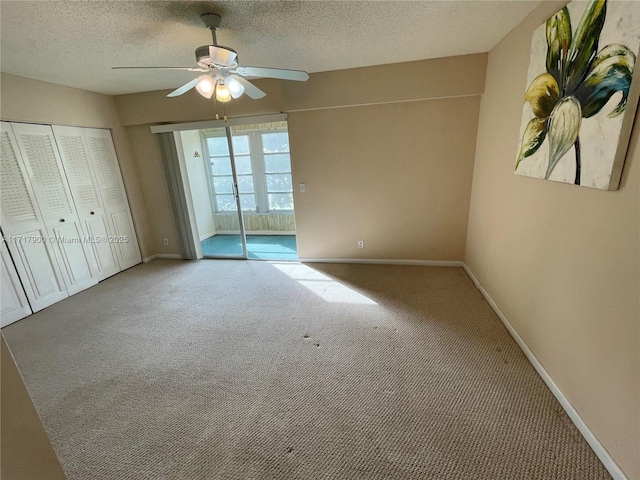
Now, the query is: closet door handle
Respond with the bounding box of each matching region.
[60,218,65,223]
[90,211,95,215]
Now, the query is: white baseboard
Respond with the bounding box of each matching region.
[461,263,627,480]
[158,254,182,259]
[199,231,216,241]
[213,231,296,236]
[142,254,183,263]
[298,257,463,267]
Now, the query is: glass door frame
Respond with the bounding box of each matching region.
[201,126,248,260]
[226,125,249,259]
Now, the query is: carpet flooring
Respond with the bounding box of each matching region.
[2,260,609,479]
[201,234,297,260]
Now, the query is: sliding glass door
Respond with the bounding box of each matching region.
[227,125,297,260]
[201,127,247,258]
[181,121,298,260]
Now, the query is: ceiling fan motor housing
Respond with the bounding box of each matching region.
[196,45,238,69]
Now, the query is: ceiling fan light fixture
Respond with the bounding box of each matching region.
[115,13,308,101]
[215,81,232,102]
[195,75,215,98]
[226,77,245,98]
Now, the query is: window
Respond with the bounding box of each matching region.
[262,132,294,211]
[207,135,256,211]
[205,126,294,213]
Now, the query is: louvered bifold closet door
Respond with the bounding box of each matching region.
[1,238,32,326]
[10,123,98,296]
[52,126,121,281]
[83,128,141,270]
[0,122,68,311]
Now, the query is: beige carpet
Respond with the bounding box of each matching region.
[3,260,609,479]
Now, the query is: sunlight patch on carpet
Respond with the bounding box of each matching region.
[270,263,377,305]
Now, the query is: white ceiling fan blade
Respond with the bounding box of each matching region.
[112,67,208,72]
[229,75,266,99]
[167,76,203,98]
[234,66,309,81]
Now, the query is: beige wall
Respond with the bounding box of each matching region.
[115,54,487,259]
[0,73,153,258]
[125,124,180,255]
[465,2,639,478]
[115,54,487,126]
[289,97,479,260]
[1,335,66,479]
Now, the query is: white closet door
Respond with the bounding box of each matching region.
[1,240,33,326]
[52,126,121,281]
[11,123,98,296]
[83,128,141,270]
[0,122,68,311]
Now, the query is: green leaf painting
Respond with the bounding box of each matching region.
[515,0,640,190]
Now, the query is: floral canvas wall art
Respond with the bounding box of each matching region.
[515,0,640,190]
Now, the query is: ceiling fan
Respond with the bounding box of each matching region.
[112,13,309,101]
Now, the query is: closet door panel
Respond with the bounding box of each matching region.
[52,125,120,280]
[111,210,140,268]
[48,223,94,295]
[10,123,98,293]
[84,128,141,269]
[85,215,120,274]
[1,241,32,326]
[12,230,67,306]
[0,122,68,311]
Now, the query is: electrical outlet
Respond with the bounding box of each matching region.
[357,240,364,249]
[163,238,169,246]
[299,183,306,193]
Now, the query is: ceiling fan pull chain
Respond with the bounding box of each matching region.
[213,94,219,120]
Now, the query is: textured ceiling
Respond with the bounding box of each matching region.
[0,1,541,96]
